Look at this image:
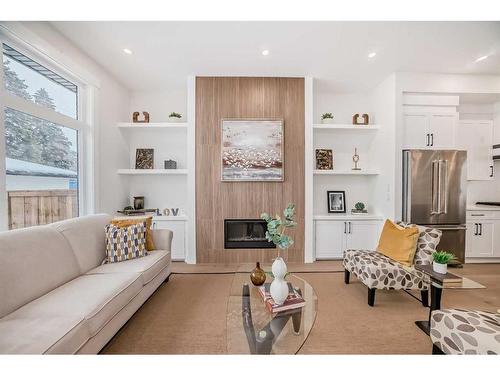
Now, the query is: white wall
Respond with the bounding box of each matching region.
[130,89,187,122]
[0,22,131,216]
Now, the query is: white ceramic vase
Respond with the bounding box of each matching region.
[433,262,447,274]
[321,118,334,124]
[270,256,289,305]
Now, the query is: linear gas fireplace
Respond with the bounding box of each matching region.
[224,219,276,249]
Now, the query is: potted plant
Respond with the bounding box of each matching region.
[168,112,183,122]
[261,203,296,305]
[351,202,368,214]
[321,113,334,124]
[432,251,456,274]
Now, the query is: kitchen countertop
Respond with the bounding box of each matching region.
[467,204,500,211]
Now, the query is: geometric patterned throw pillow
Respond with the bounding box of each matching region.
[104,222,148,263]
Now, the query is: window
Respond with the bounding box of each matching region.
[1,41,88,230]
[3,44,78,119]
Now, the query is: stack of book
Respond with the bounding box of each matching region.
[415,264,463,287]
[258,282,306,313]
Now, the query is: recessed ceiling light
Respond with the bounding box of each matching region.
[475,55,488,63]
[368,52,377,59]
[123,48,133,55]
[261,50,269,56]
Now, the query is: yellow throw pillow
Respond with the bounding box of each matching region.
[111,217,155,251]
[377,219,419,266]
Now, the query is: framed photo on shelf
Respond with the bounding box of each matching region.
[135,148,154,169]
[315,149,333,170]
[327,191,346,213]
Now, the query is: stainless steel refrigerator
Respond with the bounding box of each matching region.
[402,150,467,263]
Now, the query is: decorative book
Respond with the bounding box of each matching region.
[258,282,306,313]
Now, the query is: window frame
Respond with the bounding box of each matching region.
[0,31,96,230]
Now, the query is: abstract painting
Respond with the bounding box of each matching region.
[221,119,283,181]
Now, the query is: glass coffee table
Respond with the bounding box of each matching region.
[226,272,317,354]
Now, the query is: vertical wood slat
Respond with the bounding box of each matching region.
[7,190,77,229]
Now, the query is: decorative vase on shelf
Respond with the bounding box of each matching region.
[261,203,296,306]
[321,118,334,124]
[250,262,266,286]
[433,261,447,274]
[270,255,289,305]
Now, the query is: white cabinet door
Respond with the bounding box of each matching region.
[153,220,186,260]
[345,221,382,251]
[314,220,346,259]
[456,120,493,181]
[428,113,457,148]
[403,113,429,148]
[466,221,495,257]
[493,221,500,257]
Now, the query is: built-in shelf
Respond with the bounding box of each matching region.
[152,215,188,221]
[117,169,188,175]
[313,169,380,175]
[313,214,384,221]
[313,124,380,130]
[117,122,188,128]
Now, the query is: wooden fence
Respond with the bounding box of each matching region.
[8,190,78,230]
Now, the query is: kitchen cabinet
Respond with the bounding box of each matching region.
[466,210,500,260]
[314,218,382,259]
[152,219,186,260]
[403,112,458,149]
[456,120,494,181]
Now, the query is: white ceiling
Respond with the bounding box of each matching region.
[51,21,500,93]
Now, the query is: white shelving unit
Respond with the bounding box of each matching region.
[304,77,391,263]
[116,77,197,263]
[117,169,188,175]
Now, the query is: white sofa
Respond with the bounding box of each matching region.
[0,214,172,354]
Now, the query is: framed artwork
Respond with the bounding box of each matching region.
[135,148,154,169]
[327,191,346,213]
[316,149,333,170]
[221,119,284,181]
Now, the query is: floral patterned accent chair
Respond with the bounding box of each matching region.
[342,223,442,307]
[430,309,500,354]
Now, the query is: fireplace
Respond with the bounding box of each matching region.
[224,219,276,249]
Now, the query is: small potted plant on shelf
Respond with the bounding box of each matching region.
[432,251,456,274]
[351,202,368,214]
[321,113,334,124]
[168,112,183,122]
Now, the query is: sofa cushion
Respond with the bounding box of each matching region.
[105,222,148,263]
[430,309,500,354]
[50,214,112,273]
[398,222,442,266]
[7,273,142,339]
[0,314,89,354]
[111,217,155,251]
[87,250,171,285]
[0,226,81,319]
[343,249,428,290]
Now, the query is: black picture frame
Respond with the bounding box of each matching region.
[327,191,346,213]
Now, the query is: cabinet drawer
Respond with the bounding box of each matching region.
[467,211,500,220]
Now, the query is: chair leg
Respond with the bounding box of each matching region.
[367,288,376,307]
[163,275,170,283]
[344,269,350,284]
[421,290,429,307]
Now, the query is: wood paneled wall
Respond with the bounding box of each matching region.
[196,77,305,263]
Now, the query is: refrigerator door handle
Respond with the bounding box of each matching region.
[431,160,440,215]
[439,159,448,214]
